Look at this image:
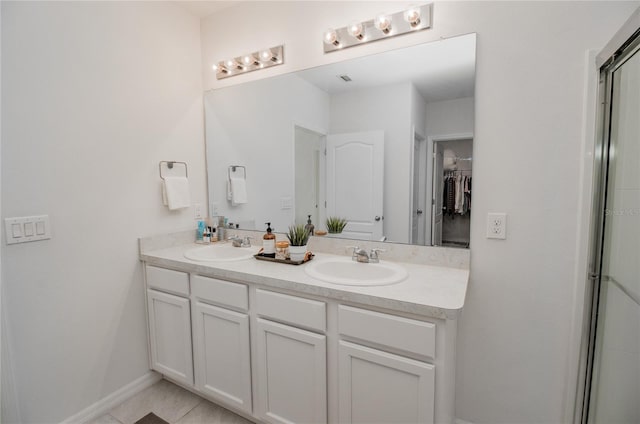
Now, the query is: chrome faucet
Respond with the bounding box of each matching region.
[347,246,385,263]
[228,235,252,247]
[352,246,369,263]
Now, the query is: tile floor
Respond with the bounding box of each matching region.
[88,379,252,424]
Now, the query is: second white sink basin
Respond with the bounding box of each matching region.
[184,244,259,262]
[305,257,408,286]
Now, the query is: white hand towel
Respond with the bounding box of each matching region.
[163,176,191,210]
[230,177,248,205]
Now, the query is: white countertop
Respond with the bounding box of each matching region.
[140,242,469,320]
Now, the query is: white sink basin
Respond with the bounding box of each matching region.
[305,257,408,286]
[184,244,259,262]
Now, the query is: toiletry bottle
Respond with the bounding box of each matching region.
[211,227,218,243]
[203,226,210,244]
[305,215,315,236]
[197,221,206,242]
[263,222,276,258]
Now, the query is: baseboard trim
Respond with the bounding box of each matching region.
[455,418,475,424]
[61,371,162,424]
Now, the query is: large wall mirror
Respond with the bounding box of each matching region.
[205,33,476,247]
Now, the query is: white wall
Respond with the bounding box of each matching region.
[1,2,206,422]
[426,97,475,138]
[329,82,413,243]
[205,73,329,232]
[201,2,639,422]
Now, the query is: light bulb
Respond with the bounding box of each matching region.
[403,8,421,27]
[213,63,228,74]
[323,29,340,46]
[374,14,392,34]
[347,21,364,40]
[242,54,258,66]
[259,49,277,62]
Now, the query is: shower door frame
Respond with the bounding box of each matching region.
[575,16,640,424]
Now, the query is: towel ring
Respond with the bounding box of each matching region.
[159,161,188,180]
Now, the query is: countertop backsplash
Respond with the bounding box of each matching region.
[139,229,469,270]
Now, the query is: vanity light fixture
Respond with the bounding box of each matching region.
[323,4,432,53]
[213,44,284,80]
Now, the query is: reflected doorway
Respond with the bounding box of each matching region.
[432,137,473,247]
[294,126,326,229]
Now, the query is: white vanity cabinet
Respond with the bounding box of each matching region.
[145,266,194,387]
[142,260,459,424]
[255,289,327,424]
[191,275,252,415]
[337,306,437,424]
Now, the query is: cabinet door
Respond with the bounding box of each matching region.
[256,318,327,424]
[338,341,435,424]
[193,301,252,414]
[147,289,194,386]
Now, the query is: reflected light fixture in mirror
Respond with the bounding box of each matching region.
[213,44,284,80]
[323,3,432,53]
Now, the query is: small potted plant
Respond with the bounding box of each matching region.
[326,216,347,235]
[286,224,310,262]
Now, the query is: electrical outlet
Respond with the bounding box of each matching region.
[486,213,507,239]
[194,203,203,219]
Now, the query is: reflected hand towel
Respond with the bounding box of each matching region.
[230,176,248,205]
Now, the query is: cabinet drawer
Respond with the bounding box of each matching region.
[256,289,326,332]
[192,275,248,311]
[338,305,435,359]
[146,265,189,297]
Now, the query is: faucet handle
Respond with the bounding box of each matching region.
[242,236,252,247]
[346,245,360,260]
[369,248,386,262]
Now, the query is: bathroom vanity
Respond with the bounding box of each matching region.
[139,231,469,424]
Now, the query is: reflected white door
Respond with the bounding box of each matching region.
[431,143,444,245]
[326,131,384,240]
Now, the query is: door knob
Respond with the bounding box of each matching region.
[416,209,423,215]
[374,216,381,221]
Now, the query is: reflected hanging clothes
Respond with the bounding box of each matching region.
[442,172,472,217]
[444,174,456,216]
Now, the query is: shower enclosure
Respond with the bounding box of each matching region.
[581,16,640,424]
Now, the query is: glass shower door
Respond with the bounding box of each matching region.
[588,39,640,424]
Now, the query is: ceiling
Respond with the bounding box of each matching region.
[174,1,239,18]
[297,35,476,103]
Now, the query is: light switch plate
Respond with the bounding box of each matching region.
[5,215,51,245]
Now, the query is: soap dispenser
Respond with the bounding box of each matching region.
[263,222,276,258]
[305,215,315,236]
